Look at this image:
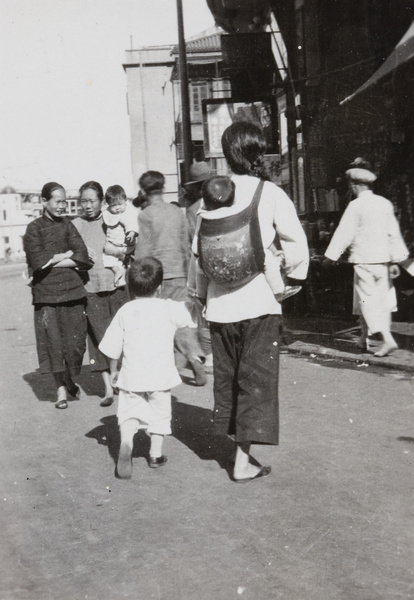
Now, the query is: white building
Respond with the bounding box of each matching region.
[123,28,232,201]
[123,45,178,201]
[0,191,35,260]
[0,189,79,261]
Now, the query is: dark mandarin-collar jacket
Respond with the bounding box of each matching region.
[23,213,93,305]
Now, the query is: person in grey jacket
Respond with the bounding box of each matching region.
[135,171,206,386]
[73,181,130,407]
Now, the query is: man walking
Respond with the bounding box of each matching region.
[325,165,409,357]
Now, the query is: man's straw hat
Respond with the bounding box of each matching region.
[346,167,377,184]
[185,162,215,186]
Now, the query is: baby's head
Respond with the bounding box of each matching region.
[128,257,163,298]
[202,176,235,211]
[105,185,127,214]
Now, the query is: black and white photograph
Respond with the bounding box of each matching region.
[0,1,413,598]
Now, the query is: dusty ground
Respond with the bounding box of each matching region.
[1,263,413,600]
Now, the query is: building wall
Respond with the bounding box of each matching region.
[124,47,179,202]
[0,194,33,260]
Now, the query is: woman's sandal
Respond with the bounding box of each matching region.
[55,398,68,409]
[67,384,82,400]
[100,396,114,407]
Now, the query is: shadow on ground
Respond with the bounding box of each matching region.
[84,396,234,477]
[23,366,106,403]
[171,397,234,470]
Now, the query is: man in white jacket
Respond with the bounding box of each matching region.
[325,167,409,357]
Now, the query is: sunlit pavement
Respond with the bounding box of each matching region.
[1,264,413,600]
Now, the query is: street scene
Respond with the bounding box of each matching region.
[1,1,414,599]
[1,261,413,600]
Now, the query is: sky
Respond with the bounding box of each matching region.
[0,0,215,196]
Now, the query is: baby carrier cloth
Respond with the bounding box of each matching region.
[197,179,265,287]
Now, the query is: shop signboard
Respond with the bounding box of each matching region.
[202,98,275,158]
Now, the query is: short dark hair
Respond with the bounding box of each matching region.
[105,185,127,205]
[128,257,163,297]
[78,181,104,201]
[41,182,65,201]
[139,171,165,196]
[221,121,267,176]
[202,176,235,211]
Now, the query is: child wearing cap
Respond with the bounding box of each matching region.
[98,257,197,479]
[325,166,409,357]
[197,175,302,302]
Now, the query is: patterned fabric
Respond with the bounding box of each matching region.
[193,174,309,323]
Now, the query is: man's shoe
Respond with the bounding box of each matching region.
[148,455,168,468]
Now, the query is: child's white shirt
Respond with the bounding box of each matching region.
[99,297,195,392]
[102,203,139,246]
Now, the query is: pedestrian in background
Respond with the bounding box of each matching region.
[324,166,409,357]
[193,121,309,483]
[99,257,197,479]
[23,182,93,409]
[135,170,206,385]
[73,181,130,407]
[181,161,215,241]
[182,161,216,372]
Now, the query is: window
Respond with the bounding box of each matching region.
[190,83,210,123]
[3,210,6,221]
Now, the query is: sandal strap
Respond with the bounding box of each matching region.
[55,399,68,409]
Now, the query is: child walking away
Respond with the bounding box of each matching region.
[102,185,139,288]
[198,176,302,302]
[99,257,197,479]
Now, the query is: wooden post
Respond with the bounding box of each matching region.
[176,0,193,183]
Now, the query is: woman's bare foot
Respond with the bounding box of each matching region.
[233,462,264,481]
[374,341,398,357]
[374,332,398,357]
[55,386,68,409]
[232,442,269,482]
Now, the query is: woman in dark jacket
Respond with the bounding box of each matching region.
[23,181,93,409]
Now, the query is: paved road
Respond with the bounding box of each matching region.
[0,264,413,600]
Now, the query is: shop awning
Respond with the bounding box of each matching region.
[206,0,271,33]
[340,20,414,105]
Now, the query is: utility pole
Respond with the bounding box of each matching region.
[176,0,193,184]
[286,84,299,208]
